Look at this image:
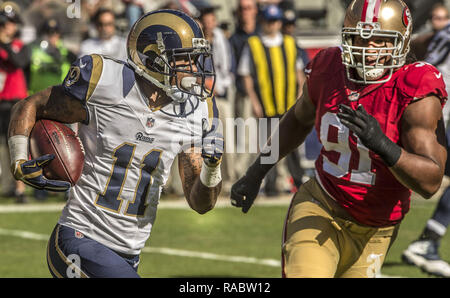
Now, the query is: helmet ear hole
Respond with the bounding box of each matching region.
[145,51,166,73]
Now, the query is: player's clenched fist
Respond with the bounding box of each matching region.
[230,173,263,213]
[337,104,402,167]
[12,154,71,192]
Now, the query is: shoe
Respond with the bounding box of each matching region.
[34,189,48,201]
[402,240,450,277]
[15,192,28,204]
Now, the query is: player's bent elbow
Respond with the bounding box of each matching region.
[191,201,216,214]
[195,205,214,215]
[417,181,443,200]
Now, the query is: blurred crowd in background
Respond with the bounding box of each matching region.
[0,0,449,203]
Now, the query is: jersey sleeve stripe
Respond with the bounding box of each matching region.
[86,54,103,102]
[122,63,136,98]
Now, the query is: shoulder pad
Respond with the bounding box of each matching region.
[305,47,342,77]
[398,62,447,101]
[62,54,104,104]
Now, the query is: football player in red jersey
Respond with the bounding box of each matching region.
[231,0,448,277]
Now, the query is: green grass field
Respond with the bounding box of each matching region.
[0,193,448,278]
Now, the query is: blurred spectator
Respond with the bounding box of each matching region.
[281,7,296,36]
[281,3,320,181]
[401,4,450,277]
[195,0,235,193]
[425,4,450,124]
[0,2,30,203]
[281,4,317,190]
[230,0,258,100]
[23,0,82,46]
[29,18,76,94]
[79,8,127,60]
[229,0,258,183]
[219,22,232,39]
[237,4,305,196]
[411,3,449,60]
[28,17,77,201]
[82,0,117,19]
[122,0,144,29]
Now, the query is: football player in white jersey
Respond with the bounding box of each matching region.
[7,10,223,278]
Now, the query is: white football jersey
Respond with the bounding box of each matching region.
[58,54,218,255]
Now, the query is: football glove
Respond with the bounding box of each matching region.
[337,104,402,167]
[201,130,224,167]
[230,173,263,214]
[231,153,276,213]
[12,154,71,192]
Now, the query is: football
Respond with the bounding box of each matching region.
[29,120,85,186]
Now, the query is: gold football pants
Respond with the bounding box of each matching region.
[282,178,399,278]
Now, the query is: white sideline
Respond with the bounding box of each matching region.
[141,247,280,267]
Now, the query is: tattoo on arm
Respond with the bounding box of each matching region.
[178,151,221,214]
[178,151,203,198]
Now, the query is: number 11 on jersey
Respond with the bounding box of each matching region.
[94,143,162,217]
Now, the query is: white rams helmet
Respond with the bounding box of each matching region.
[127,9,215,101]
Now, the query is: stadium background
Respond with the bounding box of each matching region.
[0,0,449,278]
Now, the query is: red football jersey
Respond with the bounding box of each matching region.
[306,47,447,227]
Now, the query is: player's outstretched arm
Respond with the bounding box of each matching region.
[230,84,316,213]
[392,96,447,198]
[178,149,222,214]
[8,85,87,191]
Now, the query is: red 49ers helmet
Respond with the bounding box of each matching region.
[341,0,413,84]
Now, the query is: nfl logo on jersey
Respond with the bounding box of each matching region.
[348,91,360,101]
[146,117,155,128]
[74,231,84,239]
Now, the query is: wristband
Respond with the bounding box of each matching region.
[247,154,276,180]
[375,136,402,167]
[8,135,29,166]
[200,161,222,187]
